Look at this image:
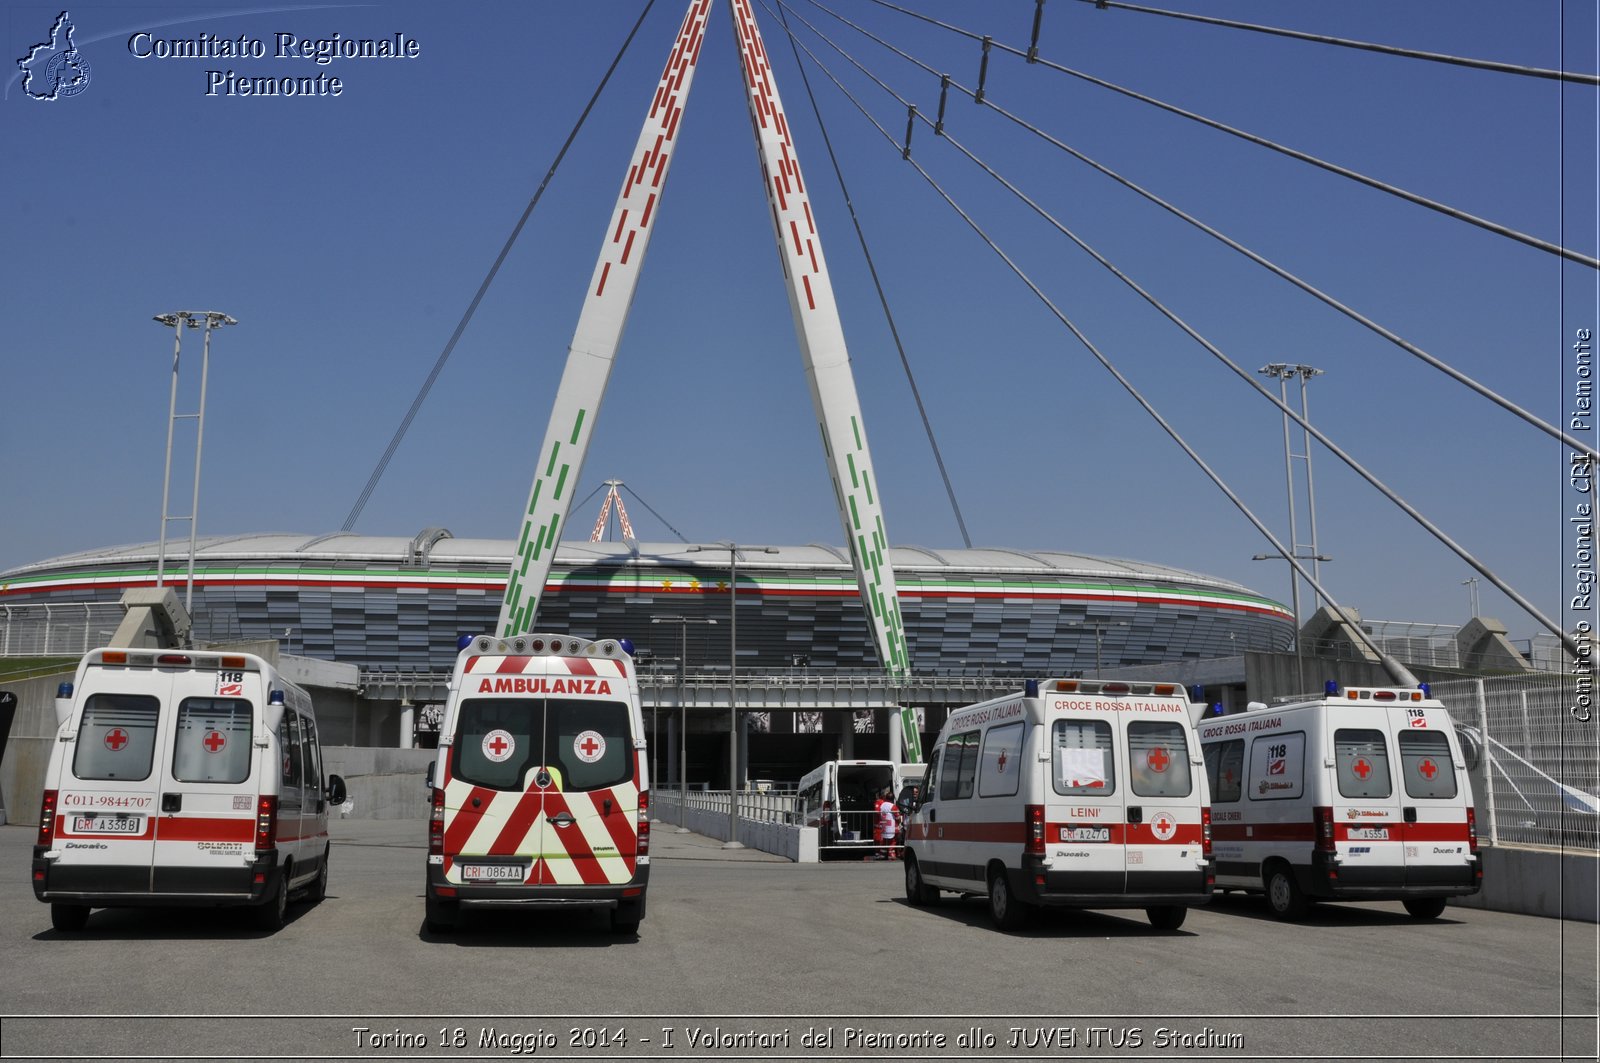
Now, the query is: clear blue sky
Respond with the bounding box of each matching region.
[2,0,1595,650]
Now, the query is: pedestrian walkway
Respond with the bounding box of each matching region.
[328,817,789,862]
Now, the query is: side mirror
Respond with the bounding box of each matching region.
[325,774,347,806]
[424,761,435,791]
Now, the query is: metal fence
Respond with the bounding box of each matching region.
[1432,674,1598,851]
[0,603,123,657]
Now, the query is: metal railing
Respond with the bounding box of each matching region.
[1432,674,1598,851]
[0,603,123,657]
[653,786,800,824]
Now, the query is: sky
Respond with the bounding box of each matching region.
[1,0,1595,652]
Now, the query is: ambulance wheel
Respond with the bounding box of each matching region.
[904,856,938,906]
[610,902,642,935]
[1265,865,1308,921]
[254,872,289,931]
[424,892,459,934]
[51,903,90,933]
[309,850,329,904]
[987,868,1031,930]
[1403,897,1447,920]
[1146,905,1187,931]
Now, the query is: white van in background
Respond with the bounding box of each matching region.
[1197,683,1481,920]
[32,647,345,932]
[796,759,901,856]
[904,679,1213,930]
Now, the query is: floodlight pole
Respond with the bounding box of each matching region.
[652,614,715,834]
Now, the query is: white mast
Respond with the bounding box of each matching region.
[498,0,715,635]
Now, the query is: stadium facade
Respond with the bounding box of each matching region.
[0,530,1294,674]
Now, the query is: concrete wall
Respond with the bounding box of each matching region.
[1452,845,1599,922]
[322,747,438,820]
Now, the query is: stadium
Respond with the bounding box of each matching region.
[0,529,1294,675]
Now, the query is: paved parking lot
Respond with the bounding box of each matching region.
[1,819,1594,1061]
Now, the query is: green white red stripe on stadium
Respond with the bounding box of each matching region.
[0,564,1291,620]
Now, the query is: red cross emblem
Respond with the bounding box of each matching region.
[202,730,226,753]
[1352,757,1372,780]
[1146,747,1170,773]
[579,736,601,758]
[1223,769,1236,786]
[104,728,129,751]
[488,734,510,757]
[1418,758,1438,780]
[996,749,1008,773]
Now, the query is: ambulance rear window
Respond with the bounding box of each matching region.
[73,694,160,781]
[1053,720,1115,796]
[172,699,252,784]
[546,699,631,792]
[1399,730,1457,799]
[1204,740,1244,803]
[1335,729,1392,799]
[1129,721,1192,798]
[453,698,632,792]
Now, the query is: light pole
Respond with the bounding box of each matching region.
[1258,363,1326,619]
[650,615,715,834]
[152,310,237,616]
[1253,552,1331,693]
[690,541,777,849]
[1065,620,1128,677]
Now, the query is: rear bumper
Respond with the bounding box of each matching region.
[1013,859,1213,909]
[427,863,649,912]
[32,846,279,907]
[1304,851,1482,900]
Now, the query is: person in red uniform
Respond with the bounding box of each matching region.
[873,787,899,860]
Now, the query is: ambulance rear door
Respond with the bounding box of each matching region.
[1394,704,1476,888]
[149,661,261,895]
[1045,708,1128,893]
[1325,705,1409,886]
[1122,712,1207,892]
[53,665,172,894]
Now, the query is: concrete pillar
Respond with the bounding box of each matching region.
[399,701,414,750]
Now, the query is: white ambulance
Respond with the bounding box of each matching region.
[32,647,346,932]
[425,633,650,934]
[1196,682,1481,920]
[796,759,901,856]
[903,679,1213,930]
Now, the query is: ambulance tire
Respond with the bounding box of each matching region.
[1146,905,1187,931]
[1264,864,1308,921]
[51,903,90,933]
[1403,897,1447,920]
[904,855,938,906]
[309,849,329,904]
[987,866,1031,930]
[424,891,459,934]
[610,901,643,935]
[254,872,289,932]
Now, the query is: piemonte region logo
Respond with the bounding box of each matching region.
[18,11,92,101]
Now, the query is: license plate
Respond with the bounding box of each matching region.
[1348,827,1391,841]
[461,864,526,882]
[72,815,142,834]
[1060,826,1110,843]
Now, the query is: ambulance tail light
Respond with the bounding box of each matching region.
[1024,804,1045,857]
[254,795,279,851]
[637,791,651,855]
[1313,806,1335,854]
[429,788,446,856]
[1201,806,1213,858]
[37,790,58,847]
[1466,807,1478,854]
